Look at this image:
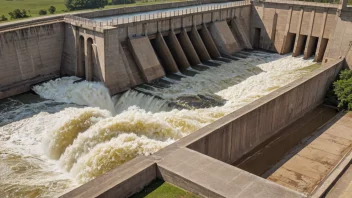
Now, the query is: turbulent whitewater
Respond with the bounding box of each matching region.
[0,52,317,197]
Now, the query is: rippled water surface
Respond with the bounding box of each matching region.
[0,52,318,197]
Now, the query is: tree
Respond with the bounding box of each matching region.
[112,0,136,5]
[0,15,7,21]
[39,9,47,15]
[8,9,29,19]
[48,6,56,14]
[65,0,108,11]
[333,69,352,110]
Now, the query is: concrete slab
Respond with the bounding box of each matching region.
[128,36,165,82]
[267,112,352,195]
[326,165,352,198]
[158,148,304,198]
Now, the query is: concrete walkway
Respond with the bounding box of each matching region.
[326,164,352,198]
[267,112,352,195]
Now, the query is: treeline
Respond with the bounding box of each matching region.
[65,0,136,11]
[0,6,57,22]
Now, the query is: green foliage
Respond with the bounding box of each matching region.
[0,15,7,21]
[48,6,56,14]
[8,9,29,19]
[65,0,108,11]
[333,69,352,110]
[112,0,136,5]
[39,9,47,15]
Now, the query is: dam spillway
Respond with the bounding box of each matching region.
[1,0,352,197]
[1,51,317,197]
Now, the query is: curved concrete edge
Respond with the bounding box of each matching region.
[61,58,344,198]
[60,156,157,198]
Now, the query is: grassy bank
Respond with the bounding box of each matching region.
[131,179,199,198]
[0,0,188,22]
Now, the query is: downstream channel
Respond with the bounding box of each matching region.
[0,51,318,197]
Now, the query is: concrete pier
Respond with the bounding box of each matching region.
[188,26,211,61]
[177,29,202,66]
[154,32,180,74]
[209,21,241,55]
[198,24,221,59]
[165,30,191,70]
[129,37,165,82]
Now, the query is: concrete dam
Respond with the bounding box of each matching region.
[1,0,352,198]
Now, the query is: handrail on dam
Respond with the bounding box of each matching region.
[254,0,341,7]
[64,0,251,28]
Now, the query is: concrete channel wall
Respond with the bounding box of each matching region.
[61,56,344,198]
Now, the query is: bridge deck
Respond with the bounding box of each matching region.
[267,112,352,195]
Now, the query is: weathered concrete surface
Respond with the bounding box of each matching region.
[326,164,352,198]
[252,0,337,60]
[0,23,64,99]
[177,29,201,65]
[198,24,221,59]
[268,112,352,195]
[235,105,338,176]
[129,36,165,82]
[188,26,211,61]
[209,21,241,55]
[154,32,179,74]
[166,30,190,70]
[158,148,304,198]
[60,156,156,198]
[187,58,344,165]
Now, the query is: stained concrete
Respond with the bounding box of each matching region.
[268,112,352,195]
[165,30,190,70]
[198,24,221,59]
[154,32,179,74]
[209,21,241,55]
[188,26,211,61]
[129,36,165,82]
[177,29,202,66]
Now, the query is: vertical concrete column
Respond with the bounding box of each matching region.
[314,11,328,62]
[155,32,179,73]
[198,24,221,59]
[77,35,85,78]
[292,9,304,57]
[188,26,211,61]
[304,9,317,59]
[209,21,241,55]
[85,38,93,81]
[178,29,201,65]
[340,0,348,10]
[167,30,190,70]
[271,13,278,45]
[280,7,293,54]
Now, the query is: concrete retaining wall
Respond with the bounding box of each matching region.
[0,23,64,99]
[186,58,344,164]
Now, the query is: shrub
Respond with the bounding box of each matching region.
[0,15,8,21]
[39,9,47,15]
[65,0,108,11]
[112,0,136,4]
[333,69,352,110]
[48,6,56,14]
[8,9,29,19]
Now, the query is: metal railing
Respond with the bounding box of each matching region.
[65,0,251,28]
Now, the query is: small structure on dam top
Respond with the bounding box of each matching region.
[1,0,352,197]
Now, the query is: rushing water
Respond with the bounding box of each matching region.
[0,51,317,197]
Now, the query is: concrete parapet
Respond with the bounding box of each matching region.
[158,148,305,198]
[129,36,165,82]
[61,156,156,198]
[209,21,241,55]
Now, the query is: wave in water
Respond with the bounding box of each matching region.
[1,52,317,197]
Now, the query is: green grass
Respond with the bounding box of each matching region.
[0,0,188,22]
[131,179,199,198]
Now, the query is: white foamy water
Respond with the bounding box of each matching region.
[0,52,317,197]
